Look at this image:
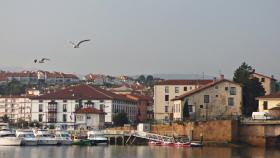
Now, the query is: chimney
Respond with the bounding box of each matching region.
[220,74,224,80]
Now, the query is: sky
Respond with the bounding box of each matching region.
[0,0,280,79]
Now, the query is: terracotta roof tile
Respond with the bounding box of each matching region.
[257,92,280,99]
[31,84,136,102]
[154,80,213,85]
[172,79,241,101]
[75,107,106,114]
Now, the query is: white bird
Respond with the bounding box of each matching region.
[69,39,90,48]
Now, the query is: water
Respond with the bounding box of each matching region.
[0,146,279,158]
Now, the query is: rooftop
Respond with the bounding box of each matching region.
[154,80,213,86]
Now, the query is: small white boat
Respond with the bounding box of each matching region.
[16,129,38,146]
[55,130,72,145]
[88,130,108,145]
[33,129,58,145]
[0,127,22,146]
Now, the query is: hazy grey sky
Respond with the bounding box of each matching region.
[1,0,280,78]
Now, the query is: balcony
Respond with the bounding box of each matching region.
[48,109,57,113]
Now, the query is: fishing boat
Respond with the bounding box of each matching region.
[16,129,37,146]
[87,130,108,145]
[71,135,91,146]
[173,142,191,147]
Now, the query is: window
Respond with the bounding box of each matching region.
[190,86,192,90]
[87,116,91,119]
[184,87,187,91]
[39,104,43,112]
[75,104,79,110]
[165,106,168,112]
[261,78,265,82]
[200,105,203,109]
[165,95,169,101]
[165,86,169,93]
[216,95,219,97]
[175,87,179,93]
[188,105,193,112]
[63,104,67,112]
[215,86,218,89]
[225,87,228,91]
[263,101,268,110]
[204,95,210,103]
[230,87,236,95]
[63,114,67,122]
[39,114,43,122]
[228,98,234,106]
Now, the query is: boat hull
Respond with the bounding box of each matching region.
[0,137,22,146]
[37,139,58,145]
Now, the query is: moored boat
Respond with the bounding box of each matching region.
[33,129,58,145]
[148,140,161,145]
[16,129,37,146]
[0,127,22,146]
[55,130,72,145]
[87,130,108,145]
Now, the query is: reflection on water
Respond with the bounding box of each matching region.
[0,146,279,158]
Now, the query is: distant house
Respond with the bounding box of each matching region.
[257,92,280,118]
[75,107,106,130]
[172,76,242,121]
[153,79,213,121]
[252,72,276,95]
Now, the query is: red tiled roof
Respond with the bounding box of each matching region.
[257,92,280,99]
[154,80,213,85]
[75,107,106,114]
[172,79,240,101]
[31,84,136,102]
[126,94,153,101]
[253,72,276,80]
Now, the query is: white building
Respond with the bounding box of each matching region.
[75,107,106,130]
[0,96,32,122]
[30,84,137,129]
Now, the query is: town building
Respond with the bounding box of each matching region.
[125,94,153,122]
[0,96,32,122]
[0,71,80,85]
[153,79,213,121]
[252,72,276,95]
[75,107,106,130]
[172,77,242,121]
[30,84,137,129]
[257,92,280,118]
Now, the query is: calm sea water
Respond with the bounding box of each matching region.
[0,146,279,158]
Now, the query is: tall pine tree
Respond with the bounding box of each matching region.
[233,62,265,116]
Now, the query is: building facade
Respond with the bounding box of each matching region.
[252,72,276,95]
[257,92,280,118]
[153,79,213,121]
[0,96,32,122]
[30,84,137,129]
[75,107,106,130]
[172,78,242,121]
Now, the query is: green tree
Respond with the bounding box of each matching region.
[1,114,10,123]
[137,75,146,84]
[145,75,154,87]
[182,100,190,120]
[113,112,129,126]
[0,79,27,95]
[276,81,280,92]
[233,62,265,116]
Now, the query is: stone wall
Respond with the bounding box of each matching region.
[151,120,238,142]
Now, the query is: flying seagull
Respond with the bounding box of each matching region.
[69,39,90,48]
[34,58,50,64]
[39,58,50,63]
